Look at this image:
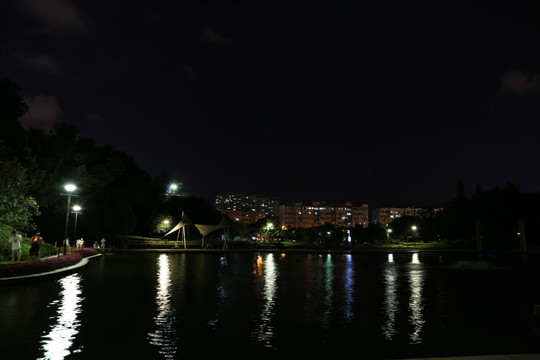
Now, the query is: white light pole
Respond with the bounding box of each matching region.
[61,184,78,245]
[72,205,82,241]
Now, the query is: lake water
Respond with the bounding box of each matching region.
[1,251,540,359]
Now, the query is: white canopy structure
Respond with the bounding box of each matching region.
[165,213,240,249]
[164,212,194,249]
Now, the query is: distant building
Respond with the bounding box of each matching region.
[215,193,279,224]
[279,202,369,229]
[371,207,443,227]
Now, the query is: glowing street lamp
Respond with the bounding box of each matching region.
[72,205,82,241]
[61,184,78,246]
[411,225,418,238]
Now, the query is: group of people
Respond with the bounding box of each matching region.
[60,237,85,255]
[7,231,42,263]
[7,231,107,262]
[92,237,107,251]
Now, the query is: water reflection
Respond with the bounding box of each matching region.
[38,274,83,360]
[343,254,354,320]
[381,253,399,340]
[253,253,278,348]
[408,252,425,344]
[321,254,334,328]
[147,254,178,358]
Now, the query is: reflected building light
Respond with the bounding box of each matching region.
[408,263,425,344]
[254,255,264,276]
[321,254,334,328]
[255,253,278,348]
[343,254,354,320]
[148,254,178,359]
[411,253,420,264]
[381,259,399,340]
[39,274,83,360]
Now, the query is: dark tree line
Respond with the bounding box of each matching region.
[0,78,219,245]
[379,181,540,248]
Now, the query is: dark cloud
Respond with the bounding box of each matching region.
[14,51,61,74]
[21,0,86,33]
[499,70,540,96]
[21,95,63,130]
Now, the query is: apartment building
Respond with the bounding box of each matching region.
[279,202,369,229]
[215,193,279,224]
[371,207,443,227]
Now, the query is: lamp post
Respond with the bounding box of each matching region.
[61,184,78,246]
[72,205,82,241]
[411,225,418,239]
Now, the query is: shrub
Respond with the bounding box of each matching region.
[0,248,98,278]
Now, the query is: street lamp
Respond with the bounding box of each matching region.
[72,205,82,241]
[411,225,418,239]
[61,184,78,246]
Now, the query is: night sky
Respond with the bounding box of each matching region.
[1,1,539,208]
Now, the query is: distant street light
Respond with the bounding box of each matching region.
[61,184,78,246]
[72,205,82,241]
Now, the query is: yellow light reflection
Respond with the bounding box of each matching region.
[254,253,278,348]
[147,254,178,358]
[39,274,83,360]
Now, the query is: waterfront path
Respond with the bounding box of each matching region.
[0,253,103,285]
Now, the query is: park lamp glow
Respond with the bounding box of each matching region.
[65,184,76,193]
[168,183,181,194]
[62,183,78,242]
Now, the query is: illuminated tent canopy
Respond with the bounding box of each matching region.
[164,213,239,238]
[164,213,194,237]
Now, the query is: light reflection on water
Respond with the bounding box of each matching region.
[147,254,178,358]
[253,253,278,348]
[322,254,333,328]
[408,253,425,344]
[343,254,354,320]
[38,274,84,360]
[4,252,538,359]
[382,253,399,340]
[381,252,426,344]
